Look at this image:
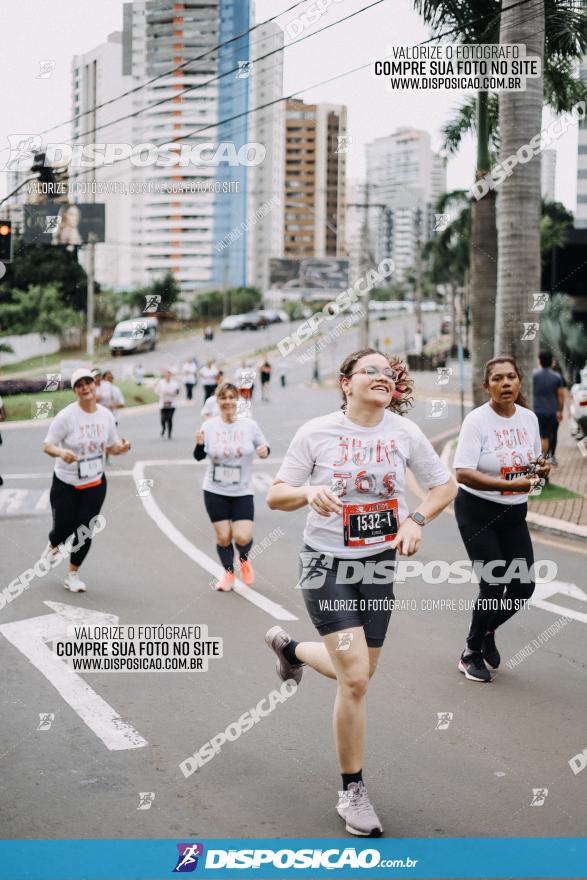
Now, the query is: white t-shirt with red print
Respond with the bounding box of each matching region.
[275,409,451,558]
[44,402,119,487]
[453,402,541,505]
[201,416,268,497]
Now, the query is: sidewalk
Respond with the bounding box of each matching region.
[526,426,587,535]
[440,421,587,541]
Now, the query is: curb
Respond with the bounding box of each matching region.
[437,433,586,543]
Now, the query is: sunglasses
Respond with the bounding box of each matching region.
[348,365,399,382]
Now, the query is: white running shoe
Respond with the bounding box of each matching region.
[336,781,383,837]
[64,571,87,593]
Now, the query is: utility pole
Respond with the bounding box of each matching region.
[86,60,97,357]
[413,207,423,356]
[86,232,97,357]
[347,184,387,349]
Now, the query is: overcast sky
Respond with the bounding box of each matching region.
[0,0,580,210]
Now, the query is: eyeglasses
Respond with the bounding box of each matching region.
[348,365,399,382]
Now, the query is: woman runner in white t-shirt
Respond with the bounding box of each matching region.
[194,382,269,591]
[264,349,456,837]
[155,369,180,439]
[453,356,549,682]
[42,368,131,592]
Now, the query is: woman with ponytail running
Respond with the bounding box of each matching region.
[265,349,456,837]
[454,356,549,682]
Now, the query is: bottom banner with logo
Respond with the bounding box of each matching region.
[0,837,586,878]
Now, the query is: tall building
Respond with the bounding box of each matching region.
[541,148,556,202]
[365,128,446,278]
[576,57,587,228]
[122,0,223,292]
[72,31,134,290]
[211,0,251,288]
[246,22,285,293]
[345,180,384,283]
[283,99,347,259]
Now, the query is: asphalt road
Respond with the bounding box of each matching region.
[98,311,441,386]
[1,324,586,845]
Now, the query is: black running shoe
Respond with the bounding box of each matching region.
[458,651,491,682]
[482,631,500,670]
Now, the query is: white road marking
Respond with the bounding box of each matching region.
[34,488,50,512]
[133,460,297,622]
[0,489,29,514]
[0,488,50,517]
[0,601,148,751]
[530,580,587,625]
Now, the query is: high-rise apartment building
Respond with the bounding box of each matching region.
[541,148,556,202]
[70,1,289,293]
[121,0,223,292]
[576,58,587,228]
[246,22,285,292]
[365,128,446,278]
[283,99,347,259]
[345,180,384,282]
[212,0,251,288]
[72,31,134,289]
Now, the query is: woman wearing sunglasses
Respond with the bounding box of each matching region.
[265,348,456,837]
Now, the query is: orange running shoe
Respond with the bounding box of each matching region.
[212,571,235,592]
[239,559,255,585]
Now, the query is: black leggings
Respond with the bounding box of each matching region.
[454,488,535,652]
[160,407,175,437]
[49,474,107,568]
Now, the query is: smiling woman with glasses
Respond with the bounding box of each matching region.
[264,348,456,838]
[349,365,400,383]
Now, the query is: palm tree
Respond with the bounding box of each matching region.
[494,0,545,402]
[413,1,503,403]
[413,0,587,403]
[496,1,587,403]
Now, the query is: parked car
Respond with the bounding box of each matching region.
[262,309,287,324]
[570,367,587,439]
[109,317,159,355]
[220,314,246,331]
[240,310,269,330]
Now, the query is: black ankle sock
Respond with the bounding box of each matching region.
[282,638,302,666]
[216,543,234,573]
[235,539,253,562]
[342,770,363,791]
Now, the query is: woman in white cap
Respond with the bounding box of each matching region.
[42,368,131,592]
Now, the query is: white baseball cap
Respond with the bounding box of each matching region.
[71,368,95,389]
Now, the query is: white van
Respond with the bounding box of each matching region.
[109,317,159,355]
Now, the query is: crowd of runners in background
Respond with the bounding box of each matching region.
[0,333,567,838]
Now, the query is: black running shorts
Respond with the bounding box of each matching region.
[203,490,254,522]
[297,544,396,648]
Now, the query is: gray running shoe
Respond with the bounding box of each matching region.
[336,781,383,837]
[264,626,304,685]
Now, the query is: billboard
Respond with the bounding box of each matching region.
[23,203,105,246]
[269,257,350,292]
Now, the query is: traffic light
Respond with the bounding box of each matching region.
[0,221,12,262]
